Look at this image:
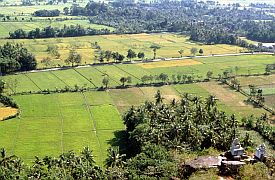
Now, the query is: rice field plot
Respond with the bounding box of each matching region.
[264,95,275,108]
[51,69,95,88]
[109,87,146,113]
[95,65,140,85]
[109,86,181,113]
[173,83,211,98]
[26,71,66,90]
[146,64,204,79]
[113,64,152,80]
[90,105,124,130]
[236,74,275,98]
[0,4,69,15]
[237,74,275,87]
[198,55,275,72]
[84,91,114,106]
[199,82,269,118]
[173,82,269,119]
[0,92,124,165]
[2,74,40,93]
[75,67,117,87]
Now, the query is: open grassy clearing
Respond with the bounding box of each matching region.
[0,33,249,68]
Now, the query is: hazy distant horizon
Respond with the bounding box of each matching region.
[215,0,275,5]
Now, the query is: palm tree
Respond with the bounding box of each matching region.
[155,90,164,104]
[81,146,95,166]
[206,95,217,110]
[105,147,125,168]
[178,49,184,57]
[150,44,161,59]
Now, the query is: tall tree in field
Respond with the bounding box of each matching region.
[117,54,125,62]
[150,44,161,59]
[120,77,127,87]
[127,49,136,61]
[104,50,112,63]
[190,47,198,57]
[206,71,213,80]
[102,76,109,89]
[137,52,145,60]
[199,48,204,55]
[65,49,81,67]
[178,49,184,57]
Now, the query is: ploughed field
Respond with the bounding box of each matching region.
[0,33,247,68]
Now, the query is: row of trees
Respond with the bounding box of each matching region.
[9,25,111,39]
[94,45,204,65]
[33,9,60,17]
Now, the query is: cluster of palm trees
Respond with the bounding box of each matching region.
[0,147,105,179]
[123,91,237,152]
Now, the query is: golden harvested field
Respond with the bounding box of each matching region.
[137,59,202,69]
[0,107,18,121]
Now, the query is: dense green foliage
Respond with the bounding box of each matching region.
[82,1,275,43]
[9,25,111,39]
[246,21,275,43]
[123,92,237,156]
[33,9,60,17]
[0,147,105,179]
[0,42,37,73]
[242,114,275,146]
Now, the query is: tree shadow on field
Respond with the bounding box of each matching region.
[107,130,133,157]
[107,130,138,158]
